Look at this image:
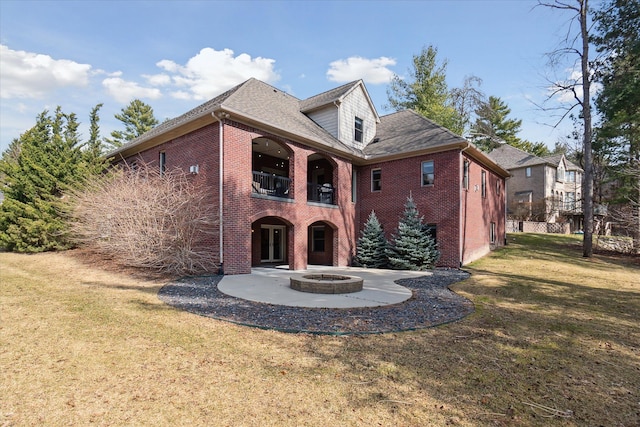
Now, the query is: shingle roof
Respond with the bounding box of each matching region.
[488,144,548,169]
[111,82,245,156]
[111,78,360,158]
[221,78,359,155]
[364,110,466,158]
[542,153,583,171]
[109,78,503,178]
[299,80,361,112]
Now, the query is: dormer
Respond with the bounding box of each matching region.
[300,80,380,150]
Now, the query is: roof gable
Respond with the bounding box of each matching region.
[488,144,548,169]
[300,80,380,122]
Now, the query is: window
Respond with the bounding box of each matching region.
[556,165,565,182]
[371,169,381,192]
[422,160,434,186]
[312,226,325,252]
[481,170,487,198]
[525,167,532,177]
[490,222,496,244]
[159,152,166,175]
[566,192,576,210]
[565,170,576,182]
[463,160,469,190]
[354,117,363,143]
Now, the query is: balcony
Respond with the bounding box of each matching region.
[307,182,336,205]
[252,171,291,199]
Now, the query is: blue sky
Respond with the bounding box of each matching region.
[0,0,592,154]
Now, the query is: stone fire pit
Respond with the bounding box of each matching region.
[290,273,364,294]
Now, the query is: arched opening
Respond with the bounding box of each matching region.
[251,216,291,267]
[307,153,336,205]
[252,138,292,199]
[307,220,336,266]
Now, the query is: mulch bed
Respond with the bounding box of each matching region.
[158,269,475,335]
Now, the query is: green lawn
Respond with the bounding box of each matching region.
[1,233,638,426]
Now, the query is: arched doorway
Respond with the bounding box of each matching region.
[307,220,336,266]
[252,216,290,267]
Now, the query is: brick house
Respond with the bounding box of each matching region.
[488,144,583,228]
[110,78,509,274]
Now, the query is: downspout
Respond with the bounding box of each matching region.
[460,142,472,267]
[214,111,229,275]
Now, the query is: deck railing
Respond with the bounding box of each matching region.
[252,171,291,198]
[307,182,336,205]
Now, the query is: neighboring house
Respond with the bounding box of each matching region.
[488,144,583,228]
[110,78,509,275]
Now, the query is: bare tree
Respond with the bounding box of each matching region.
[68,163,217,275]
[538,0,595,257]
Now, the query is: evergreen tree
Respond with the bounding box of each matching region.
[592,0,640,252]
[0,107,104,252]
[387,195,440,270]
[105,99,159,149]
[472,96,549,156]
[355,210,389,268]
[387,45,463,135]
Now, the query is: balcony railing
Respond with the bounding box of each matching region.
[307,182,336,205]
[252,171,291,198]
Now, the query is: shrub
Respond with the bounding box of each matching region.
[68,164,217,275]
[355,210,389,268]
[387,195,440,270]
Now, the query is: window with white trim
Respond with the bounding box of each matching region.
[525,167,532,177]
[422,160,434,186]
[354,117,363,143]
[371,169,381,192]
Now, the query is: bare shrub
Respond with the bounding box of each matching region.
[68,163,217,275]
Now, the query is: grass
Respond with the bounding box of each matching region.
[1,233,638,426]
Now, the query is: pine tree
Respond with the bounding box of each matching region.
[387,195,440,270]
[105,99,159,149]
[387,45,463,135]
[0,107,105,252]
[355,210,389,268]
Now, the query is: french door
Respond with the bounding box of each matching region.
[260,225,286,263]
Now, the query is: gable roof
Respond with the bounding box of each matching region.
[108,78,507,177]
[299,80,361,112]
[110,78,360,159]
[299,80,380,123]
[488,144,550,169]
[488,144,584,173]
[542,153,583,171]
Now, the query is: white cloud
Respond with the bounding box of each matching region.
[0,44,92,99]
[143,73,171,86]
[551,67,601,104]
[327,56,396,84]
[102,77,163,103]
[156,47,280,100]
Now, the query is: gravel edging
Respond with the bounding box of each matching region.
[157,269,474,335]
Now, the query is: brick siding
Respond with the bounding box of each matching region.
[120,121,504,273]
